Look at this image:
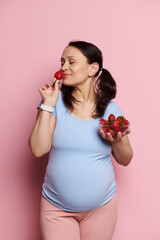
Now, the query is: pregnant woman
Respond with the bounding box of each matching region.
[29,40,133,240]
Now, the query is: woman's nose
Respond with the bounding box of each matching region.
[61,62,68,71]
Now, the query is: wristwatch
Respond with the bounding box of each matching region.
[39,104,54,113]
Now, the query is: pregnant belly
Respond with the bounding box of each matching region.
[44,161,116,211]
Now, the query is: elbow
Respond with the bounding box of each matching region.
[28,141,41,158]
[30,147,50,158]
[123,159,131,167]
[116,150,133,167]
[28,139,51,158]
[123,150,133,167]
[31,149,44,158]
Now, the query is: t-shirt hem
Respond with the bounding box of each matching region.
[41,189,117,213]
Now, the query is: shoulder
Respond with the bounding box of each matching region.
[107,100,121,111]
[103,100,123,118]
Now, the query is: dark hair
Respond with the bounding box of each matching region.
[61,40,117,118]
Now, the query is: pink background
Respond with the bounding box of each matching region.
[1,0,160,239]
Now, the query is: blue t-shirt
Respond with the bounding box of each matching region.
[38,91,122,212]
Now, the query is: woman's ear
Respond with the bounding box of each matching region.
[88,62,99,77]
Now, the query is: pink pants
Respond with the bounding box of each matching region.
[40,194,118,240]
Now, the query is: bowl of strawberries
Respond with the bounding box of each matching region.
[99,114,130,138]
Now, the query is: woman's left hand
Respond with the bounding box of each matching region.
[98,127,131,143]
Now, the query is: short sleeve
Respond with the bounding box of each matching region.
[103,101,123,119]
[37,100,57,117]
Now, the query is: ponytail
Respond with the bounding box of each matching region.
[94,68,117,118]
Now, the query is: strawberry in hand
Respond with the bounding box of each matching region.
[100,119,107,125]
[54,69,63,79]
[99,114,130,140]
[53,69,63,86]
[108,114,115,121]
[111,119,121,131]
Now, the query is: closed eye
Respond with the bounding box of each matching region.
[61,62,75,66]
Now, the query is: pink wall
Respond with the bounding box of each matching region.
[1,0,160,239]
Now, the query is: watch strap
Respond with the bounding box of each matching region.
[39,104,54,113]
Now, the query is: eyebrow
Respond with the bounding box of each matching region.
[61,56,76,61]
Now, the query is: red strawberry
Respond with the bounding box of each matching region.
[107,128,115,137]
[123,119,129,125]
[108,114,115,121]
[54,69,63,79]
[116,116,125,123]
[110,119,120,131]
[100,119,107,125]
[102,127,110,133]
[122,119,129,130]
[115,117,121,124]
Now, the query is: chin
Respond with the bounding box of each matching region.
[62,80,76,87]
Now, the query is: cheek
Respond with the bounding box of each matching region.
[74,66,88,79]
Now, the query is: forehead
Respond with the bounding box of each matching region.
[61,46,85,59]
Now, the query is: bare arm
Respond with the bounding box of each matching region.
[98,128,133,166]
[29,109,56,157]
[111,133,133,166]
[28,78,59,157]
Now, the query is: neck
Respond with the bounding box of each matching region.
[72,79,96,103]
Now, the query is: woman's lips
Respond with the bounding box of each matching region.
[63,74,71,78]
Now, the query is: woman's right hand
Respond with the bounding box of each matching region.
[38,78,60,107]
